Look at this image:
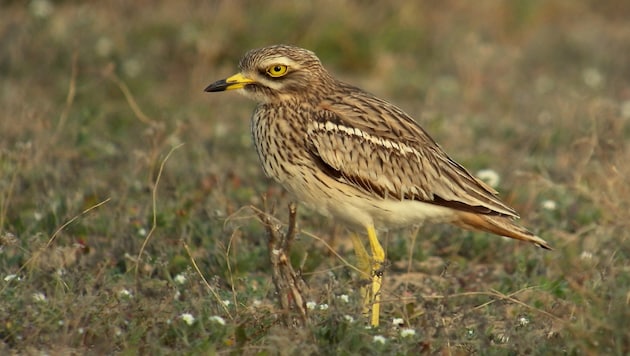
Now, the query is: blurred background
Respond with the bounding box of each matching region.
[1,0,629,354]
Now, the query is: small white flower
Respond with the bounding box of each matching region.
[209,315,226,326]
[29,0,53,18]
[518,316,530,326]
[343,315,355,323]
[180,313,195,325]
[95,37,114,57]
[583,68,604,89]
[123,59,142,78]
[476,169,500,188]
[174,273,187,285]
[541,199,557,211]
[400,328,416,338]
[4,274,18,282]
[306,301,317,310]
[252,299,262,307]
[174,290,181,300]
[580,251,593,260]
[114,327,123,337]
[222,299,231,307]
[32,292,47,303]
[137,228,147,236]
[373,335,386,344]
[78,328,85,335]
[392,317,404,326]
[58,320,64,326]
[319,303,329,311]
[338,294,349,303]
[118,289,133,298]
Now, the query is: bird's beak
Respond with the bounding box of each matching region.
[204,72,255,92]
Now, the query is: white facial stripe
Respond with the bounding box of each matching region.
[253,57,299,91]
[262,80,286,91]
[312,121,418,156]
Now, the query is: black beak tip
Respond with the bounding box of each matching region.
[204,79,227,93]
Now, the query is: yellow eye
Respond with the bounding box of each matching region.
[266,64,288,77]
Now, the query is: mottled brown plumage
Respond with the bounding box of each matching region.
[205,44,550,326]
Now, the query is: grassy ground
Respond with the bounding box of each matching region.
[1,0,629,354]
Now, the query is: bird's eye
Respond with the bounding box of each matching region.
[266,64,288,77]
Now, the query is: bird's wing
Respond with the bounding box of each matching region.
[305,86,518,217]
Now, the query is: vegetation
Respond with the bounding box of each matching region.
[1,1,629,354]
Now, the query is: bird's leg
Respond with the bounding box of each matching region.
[350,227,385,327]
[366,225,384,327]
[350,233,372,317]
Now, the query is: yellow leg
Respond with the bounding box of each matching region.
[366,225,384,327]
[350,227,385,327]
[350,233,372,316]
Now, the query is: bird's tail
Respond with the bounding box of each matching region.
[453,212,552,250]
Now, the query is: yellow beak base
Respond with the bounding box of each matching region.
[205,73,255,92]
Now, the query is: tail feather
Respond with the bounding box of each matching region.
[453,212,552,250]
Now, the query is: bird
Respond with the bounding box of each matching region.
[205,44,551,327]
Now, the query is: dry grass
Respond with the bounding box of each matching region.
[1,0,629,354]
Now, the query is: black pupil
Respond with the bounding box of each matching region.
[274,66,282,72]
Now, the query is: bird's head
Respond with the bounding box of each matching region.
[205,45,332,103]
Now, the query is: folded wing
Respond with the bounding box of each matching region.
[305,85,518,218]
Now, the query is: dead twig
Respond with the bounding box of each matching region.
[254,198,309,327]
[135,143,184,280]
